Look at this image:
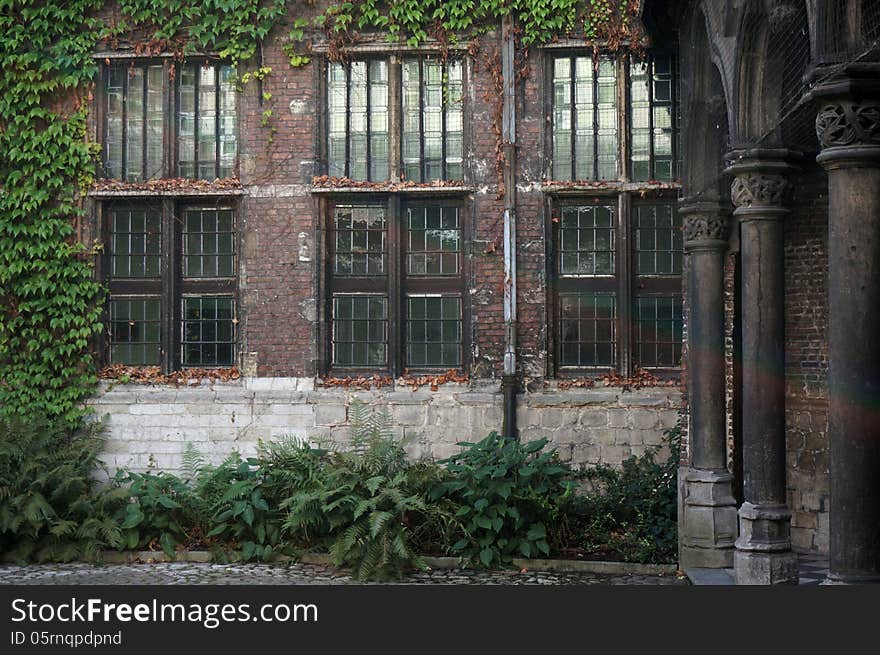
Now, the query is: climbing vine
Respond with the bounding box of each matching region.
[0,0,636,429]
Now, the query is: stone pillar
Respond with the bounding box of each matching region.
[679,198,738,569]
[727,150,798,584]
[812,64,880,583]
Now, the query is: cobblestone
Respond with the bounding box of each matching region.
[0,563,688,586]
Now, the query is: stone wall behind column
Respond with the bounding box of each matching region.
[88,380,681,475]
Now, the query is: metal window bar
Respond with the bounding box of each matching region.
[333,205,387,276]
[178,63,232,180]
[406,295,461,367]
[331,294,388,367]
[105,65,164,181]
[635,204,682,275]
[111,209,162,278]
[406,206,461,276]
[634,295,682,368]
[558,292,617,367]
[183,208,236,278]
[181,296,236,366]
[109,297,162,365]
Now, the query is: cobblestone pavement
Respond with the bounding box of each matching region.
[0,562,688,586]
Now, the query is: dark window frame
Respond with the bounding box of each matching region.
[100,58,238,182]
[101,199,239,372]
[319,194,470,378]
[547,193,682,378]
[322,54,467,183]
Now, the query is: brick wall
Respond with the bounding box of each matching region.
[783,164,830,553]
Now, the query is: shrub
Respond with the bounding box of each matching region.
[570,425,681,563]
[281,402,453,580]
[431,432,576,567]
[196,453,283,562]
[0,418,124,562]
[111,469,196,558]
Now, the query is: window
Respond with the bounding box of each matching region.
[548,50,681,375]
[104,203,238,370]
[102,61,237,181]
[323,199,466,374]
[326,56,464,182]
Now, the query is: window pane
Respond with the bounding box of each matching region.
[333,205,386,276]
[635,296,682,367]
[109,298,162,365]
[182,208,236,278]
[552,55,617,181]
[559,292,617,367]
[630,55,677,181]
[557,205,616,275]
[181,296,235,366]
[635,204,682,275]
[402,58,464,182]
[178,64,236,180]
[406,296,461,368]
[105,65,165,181]
[332,295,387,367]
[406,206,460,276]
[110,209,161,278]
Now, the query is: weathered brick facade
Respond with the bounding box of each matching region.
[86,1,852,569]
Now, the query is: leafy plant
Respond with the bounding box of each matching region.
[0,417,124,562]
[112,469,196,558]
[196,453,282,561]
[281,402,452,580]
[431,432,576,567]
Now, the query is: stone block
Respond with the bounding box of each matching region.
[571,444,601,466]
[606,409,629,428]
[384,391,432,404]
[620,390,676,407]
[454,392,500,406]
[578,409,608,427]
[539,408,578,428]
[626,410,660,430]
[314,404,347,425]
[392,404,427,427]
[734,550,798,585]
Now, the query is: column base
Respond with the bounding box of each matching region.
[734,549,798,585]
[734,502,797,584]
[822,572,880,585]
[680,468,738,569]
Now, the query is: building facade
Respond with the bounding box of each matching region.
[84,1,880,583]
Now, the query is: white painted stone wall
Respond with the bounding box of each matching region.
[88,379,682,475]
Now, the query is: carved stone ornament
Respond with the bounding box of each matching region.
[683,214,727,243]
[815,102,880,148]
[730,173,790,208]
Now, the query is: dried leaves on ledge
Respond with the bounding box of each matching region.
[317,375,394,390]
[91,177,243,193]
[557,368,680,390]
[397,369,469,392]
[98,365,241,385]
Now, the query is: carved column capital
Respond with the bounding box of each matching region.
[679,199,728,250]
[723,148,799,218]
[810,64,880,168]
[815,102,880,148]
[729,173,791,208]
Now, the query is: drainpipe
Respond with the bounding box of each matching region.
[501,16,518,439]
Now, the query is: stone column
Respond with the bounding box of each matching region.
[726,150,798,585]
[812,64,880,583]
[679,198,738,570]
